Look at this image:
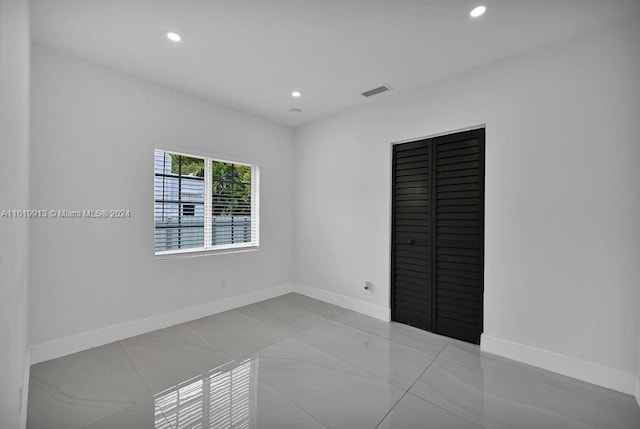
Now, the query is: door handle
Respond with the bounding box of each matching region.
[407,239,415,245]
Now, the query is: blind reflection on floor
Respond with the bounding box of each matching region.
[154,358,258,429]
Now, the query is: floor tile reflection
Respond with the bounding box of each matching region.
[27,293,640,429]
[154,358,259,429]
[152,356,329,429]
[120,323,233,394]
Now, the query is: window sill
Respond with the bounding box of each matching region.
[155,244,259,261]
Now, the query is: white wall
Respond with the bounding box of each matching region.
[294,18,640,393]
[29,47,294,358]
[0,0,30,427]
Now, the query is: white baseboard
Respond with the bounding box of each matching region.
[293,283,390,322]
[30,283,294,364]
[481,334,636,395]
[28,282,639,401]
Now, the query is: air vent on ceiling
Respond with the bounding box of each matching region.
[361,84,393,98]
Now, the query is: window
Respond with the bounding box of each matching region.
[154,149,259,255]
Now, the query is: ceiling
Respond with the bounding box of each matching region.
[31,0,640,127]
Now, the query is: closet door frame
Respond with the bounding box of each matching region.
[390,127,485,344]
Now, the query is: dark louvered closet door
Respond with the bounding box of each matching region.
[433,129,484,344]
[391,139,433,331]
[392,128,484,344]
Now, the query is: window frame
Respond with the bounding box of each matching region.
[154,148,260,257]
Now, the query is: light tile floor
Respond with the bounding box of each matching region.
[27,293,640,429]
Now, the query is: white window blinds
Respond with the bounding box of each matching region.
[154,149,259,255]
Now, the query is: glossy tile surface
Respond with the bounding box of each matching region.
[278,293,348,319]
[154,357,259,429]
[377,393,481,429]
[237,298,327,335]
[120,323,233,393]
[334,310,449,356]
[256,337,404,429]
[188,309,288,358]
[153,357,328,429]
[83,400,157,429]
[27,293,640,429]
[256,383,328,429]
[27,342,149,429]
[296,319,437,389]
[410,343,640,429]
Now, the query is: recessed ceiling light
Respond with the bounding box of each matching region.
[291,91,301,98]
[166,32,182,42]
[470,5,487,18]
